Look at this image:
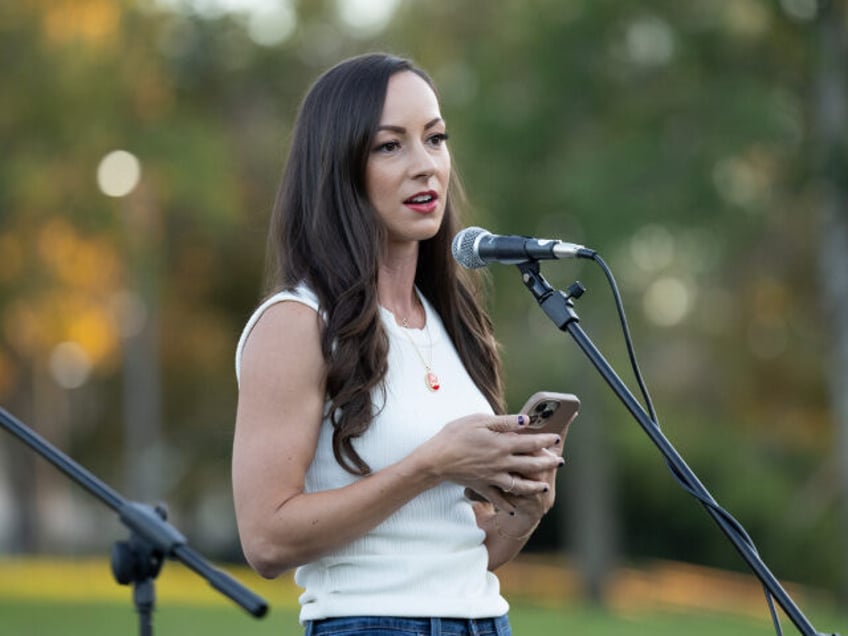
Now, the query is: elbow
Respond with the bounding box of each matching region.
[243,541,294,579]
[250,557,288,580]
[240,533,300,579]
[235,498,319,577]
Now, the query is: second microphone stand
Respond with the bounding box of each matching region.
[0,406,269,636]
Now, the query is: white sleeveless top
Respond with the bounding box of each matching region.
[235,286,507,623]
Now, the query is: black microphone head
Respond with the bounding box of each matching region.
[451,226,489,269]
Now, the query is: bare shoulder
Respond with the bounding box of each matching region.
[241,301,324,375]
[238,300,326,416]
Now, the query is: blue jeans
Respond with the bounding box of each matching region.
[304,615,512,636]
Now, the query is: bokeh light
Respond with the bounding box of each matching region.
[96,150,141,198]
[630,224,676,273]
[643,276,694,327]
[624,15,675,67]
[245,1,296,46]
[336,0,401,37]
[48,341,93,389]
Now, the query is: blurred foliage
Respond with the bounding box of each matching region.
[0,0,843,599]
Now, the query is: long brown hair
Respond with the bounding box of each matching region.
[267,53,504,475]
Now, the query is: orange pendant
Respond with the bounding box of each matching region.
[426,371,440,392]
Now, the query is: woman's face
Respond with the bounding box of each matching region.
[365,71,451,246]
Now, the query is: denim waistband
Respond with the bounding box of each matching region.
[305,614,511,636]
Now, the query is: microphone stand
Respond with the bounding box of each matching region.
[516,259,837,636]
[0,406,268,635]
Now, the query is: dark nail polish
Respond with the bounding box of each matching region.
[558,459,565,468]
[517,415,526,426]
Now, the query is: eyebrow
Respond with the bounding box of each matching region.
[376,117,444,134]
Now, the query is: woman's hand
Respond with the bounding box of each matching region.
[414,412,562,512]
[475,445,565,570]
[505,446,563,516]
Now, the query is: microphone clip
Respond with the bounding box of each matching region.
[565,281,586,302]
[517,260,583,331]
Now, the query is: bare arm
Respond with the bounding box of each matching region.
[232,302,562,578]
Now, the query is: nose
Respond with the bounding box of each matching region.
[408,140,438,180]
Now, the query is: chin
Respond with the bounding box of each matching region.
[417,218,444,242]
[384,210,445,244]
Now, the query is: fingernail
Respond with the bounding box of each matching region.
[557,459,565,469]
[543,486,550,493]
[554,436,562,445]
[509,511,516,517]
[517,415,526,426]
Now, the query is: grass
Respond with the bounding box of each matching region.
[0,556,844,635]
[0,598,838,636]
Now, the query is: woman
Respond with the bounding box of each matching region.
[232,53,564,636]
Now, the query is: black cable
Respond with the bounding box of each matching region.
[589,253,658,425]
[587,252,784,636]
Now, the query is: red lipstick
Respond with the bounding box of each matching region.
[403,190,439,214]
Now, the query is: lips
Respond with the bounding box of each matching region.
[403,190,439,214]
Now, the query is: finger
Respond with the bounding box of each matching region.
[500,473,517,495]
[540,446,564,459]
[507,432,562,454]
[486,414,529,433]
[480,485,514,513]
[509,452,564,479]
[538,447,567,468]
[510,476,550,497]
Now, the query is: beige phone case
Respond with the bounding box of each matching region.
[519,391,580,438]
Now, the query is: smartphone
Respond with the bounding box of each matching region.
[519,391,580,438]
[463,391,580,504]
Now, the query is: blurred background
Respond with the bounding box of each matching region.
[1,0,846,621]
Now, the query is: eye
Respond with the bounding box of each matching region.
[374,140,400,153]
[427,132,449,147]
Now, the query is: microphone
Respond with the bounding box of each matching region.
[451,226,595,269]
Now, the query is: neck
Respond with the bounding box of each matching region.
[378,241,423,328]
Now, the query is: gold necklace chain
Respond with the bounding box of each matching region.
[399,316,440,392]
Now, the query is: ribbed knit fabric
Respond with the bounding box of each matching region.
[235,286,507,623]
